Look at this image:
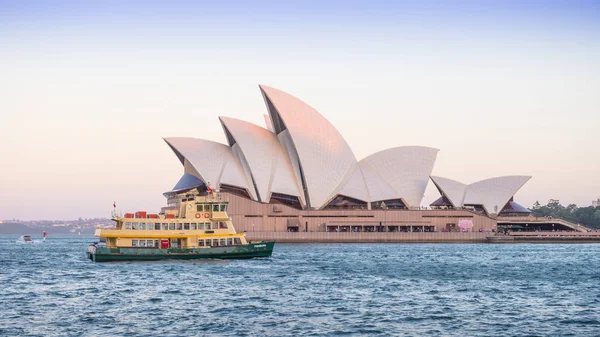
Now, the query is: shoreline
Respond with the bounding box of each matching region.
[245,231,600,244]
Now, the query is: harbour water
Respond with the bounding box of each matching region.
[1,236,599,336]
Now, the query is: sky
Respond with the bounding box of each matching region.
[0,0,599,220]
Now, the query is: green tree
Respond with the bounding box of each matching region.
[593,210,600,225]
[529,201,600,229]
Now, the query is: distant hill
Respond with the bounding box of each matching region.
[0,223,31,234]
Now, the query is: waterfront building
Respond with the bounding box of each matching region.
[593,198,599,208]
[162,85,582,234]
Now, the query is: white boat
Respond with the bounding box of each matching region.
[18,235,34,244]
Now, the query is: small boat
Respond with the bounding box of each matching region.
[19,235,34,244]
[87,191,274,262]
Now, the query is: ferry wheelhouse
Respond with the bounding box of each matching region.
[87,191,274,262]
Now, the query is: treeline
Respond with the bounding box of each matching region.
[530,201,600,229]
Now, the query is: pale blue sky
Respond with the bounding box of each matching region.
[1,1,599,219]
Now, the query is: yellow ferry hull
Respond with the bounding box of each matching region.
[87,242,274,262]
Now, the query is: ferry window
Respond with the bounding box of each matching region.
[154,240,159,247]
[184,223,190,230]
[132,240,138,247]
[162,223,168,230]
[219,222,228,229]
[155,223,161,230]
[140,223,146,230]
[213,239,219,246]
[132,223,138,230]
[203,205,211,212]
[140,240,146,247]
[198,239,204,247]
[227,238,232,246]
[171,239,178,248]
[197,205,203,212]
[206,223,211,230]
[177,223,183,230]
[220,239,226,246]
[205,239,211,247]
[125,222,131,230]
[198,223,205,230]
[234,238,241,245]
[169,223,175,230]
[147,223,153,230]
[220,204,226,212]
[212,222,218,229]
[191,223,197,230]
[213,204,219,212]
[147,240,153,247]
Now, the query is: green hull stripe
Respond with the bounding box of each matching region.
[88,242,274,262]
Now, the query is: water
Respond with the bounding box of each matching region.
[1,236,600,336]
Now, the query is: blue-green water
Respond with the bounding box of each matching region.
[1,236,599,336]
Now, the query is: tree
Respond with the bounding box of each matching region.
[578,213,591,224]
[529,201,600,229]
[593,210,600,225]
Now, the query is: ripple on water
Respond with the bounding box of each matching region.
[1,237,600,336]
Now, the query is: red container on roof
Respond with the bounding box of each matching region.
[147,214,158,219]
[165,214,175,219]
[135,211,147,218]
[124,213,134,218]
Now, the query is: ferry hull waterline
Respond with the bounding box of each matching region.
[88,189,274,262]
[87,242,274,262]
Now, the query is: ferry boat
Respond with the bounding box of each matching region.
[87,191,274,262]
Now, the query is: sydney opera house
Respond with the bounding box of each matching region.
[162,85,537,234]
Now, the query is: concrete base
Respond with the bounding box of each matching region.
[246,231,490,243]
[511,236,600,243]
[245,232,600,244]
[486,236,515,243]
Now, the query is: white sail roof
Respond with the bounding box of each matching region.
[163,137,252,196]
[260,85,358,209]
[163,85,532,212]
[336,166,370,202]
[358,165,396,202]
[430,176,467,207]
[219,117,301,203]
[264,114,274,133]
[463,176,532,214]
[431,175,532,214]
[359,146,439,207]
